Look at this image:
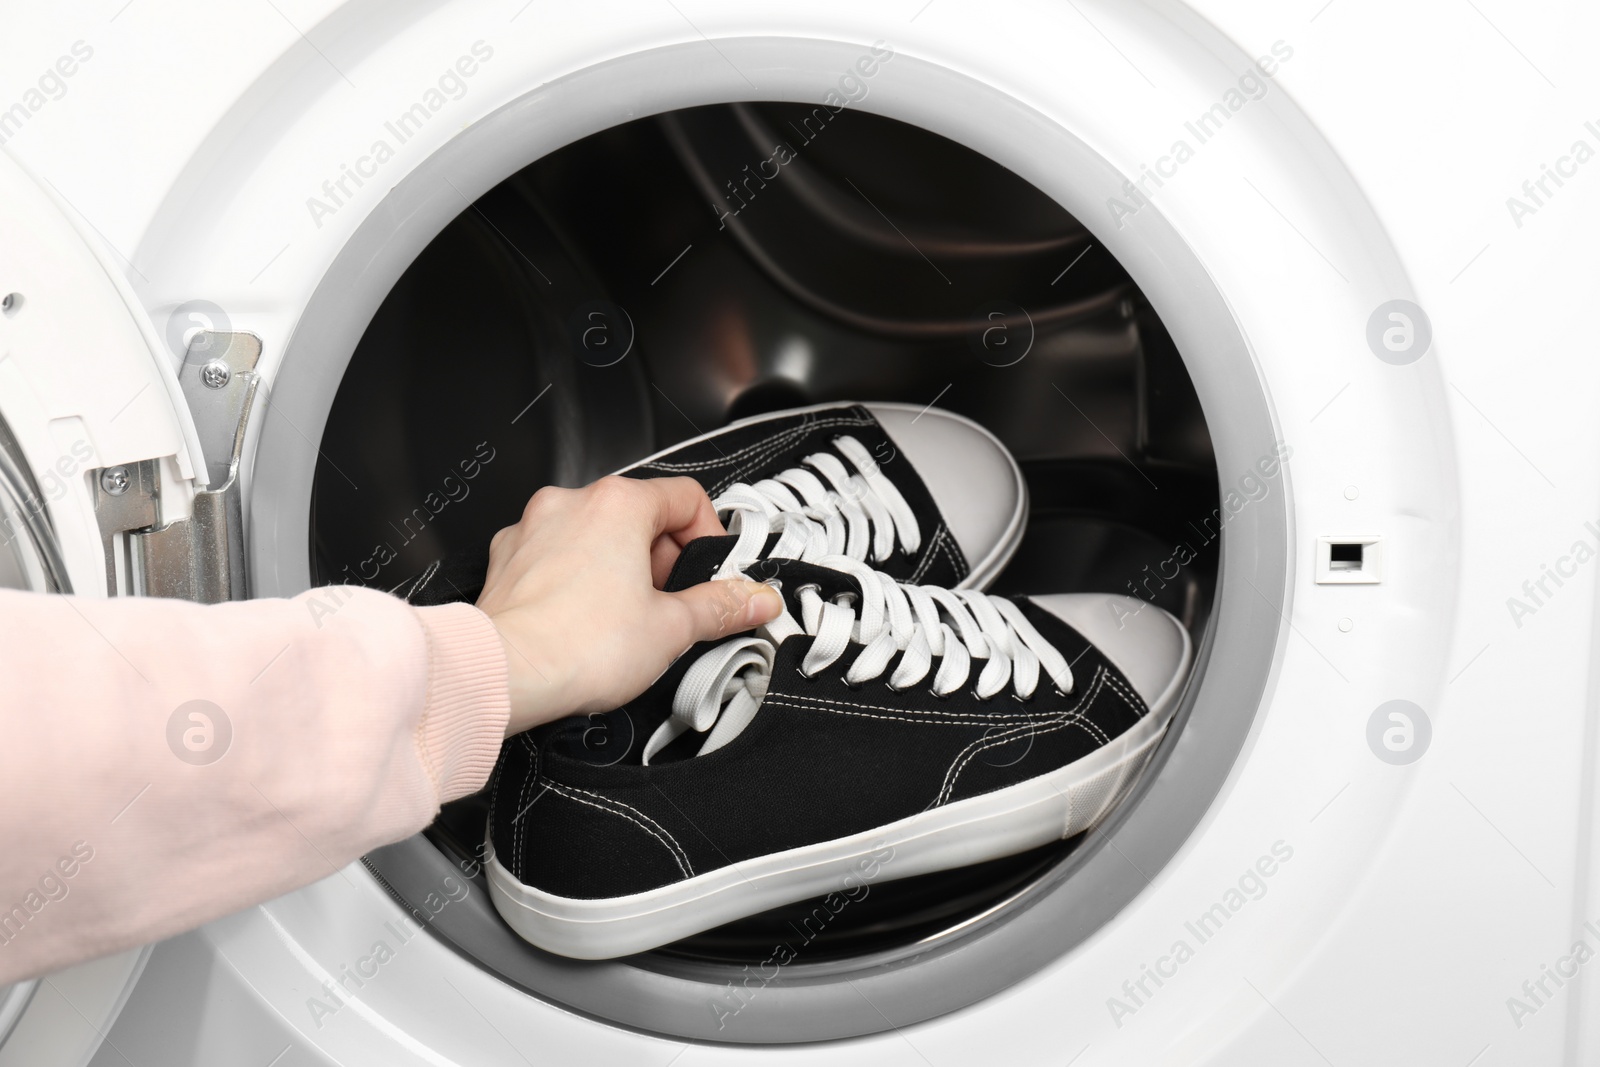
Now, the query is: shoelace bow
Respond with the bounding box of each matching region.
[713,435,921,568]
[641,554,1074,765]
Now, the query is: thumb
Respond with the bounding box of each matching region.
[670,579,784,645]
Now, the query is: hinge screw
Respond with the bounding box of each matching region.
[100,466,130,496]
[200,360,232,389]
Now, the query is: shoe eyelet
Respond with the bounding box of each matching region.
[929,688,951,700]
[793,582,820,599]
[1011,691,1034,704]
[971,689,994,703]
[840,676,861,690]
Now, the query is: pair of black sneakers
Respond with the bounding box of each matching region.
[402,402,1190,959]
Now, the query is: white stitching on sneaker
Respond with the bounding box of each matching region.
[510,739,539,875]
[762,697,1053,729]
[542,781,695,879]
[633,413,873,483]
[485,757,506,857]
[630,414,864,473]
[936,524,968,579]
[758,668,1126,808]
[390,558,440,601]
[705,427,867,496]
[771,690,1059,721]
[938,714,1111,808]
[935,668,1105,801]
[907,524,942,585]
[634,416,876,496]
[935,667,1128,806]
[1099,669,1149,717]
[906,524,969,586]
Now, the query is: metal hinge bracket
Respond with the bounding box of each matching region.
[91,331,261,602]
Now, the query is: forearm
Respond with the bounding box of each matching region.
[0,585,508,984]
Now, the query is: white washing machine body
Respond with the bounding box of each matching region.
[0,1,1595,1064]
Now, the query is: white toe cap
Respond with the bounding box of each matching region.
[866,402,1026,589]
[1029,593,1192,715]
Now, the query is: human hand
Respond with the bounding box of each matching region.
[476,476,784,736]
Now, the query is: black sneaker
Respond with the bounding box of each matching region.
[394,401,1026,604]
[483,538,1191,959]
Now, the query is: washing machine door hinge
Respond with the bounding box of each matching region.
[90,331,261,602]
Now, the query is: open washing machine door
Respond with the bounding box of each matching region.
[0,150,255,1064]
[0,150,259,605]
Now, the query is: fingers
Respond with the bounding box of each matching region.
[510,477,722,551]
[629,476,726,586]
[492,477,725,598]
[635,476,726,547]
[666,580,784,647]
[649,533,681,589]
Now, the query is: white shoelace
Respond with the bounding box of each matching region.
[641,555,1075,765]
[712,435,921,569]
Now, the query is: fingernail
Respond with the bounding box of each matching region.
[740,581,783,625]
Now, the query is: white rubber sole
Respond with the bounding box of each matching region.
[618,398,1026,591]
[485,686,1180,960]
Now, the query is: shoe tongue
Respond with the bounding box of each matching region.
[664,536,867,614]
[661,535,743,591]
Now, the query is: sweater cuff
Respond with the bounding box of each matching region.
[412,602,510,803]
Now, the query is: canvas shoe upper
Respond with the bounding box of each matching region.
[394,401,1026,605]
[481,536,1192,959]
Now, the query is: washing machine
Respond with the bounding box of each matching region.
[0,0,1595,1063]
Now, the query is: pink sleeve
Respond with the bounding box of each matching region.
[0,585,509,984]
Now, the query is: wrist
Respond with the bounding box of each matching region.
[497,624,577,736]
